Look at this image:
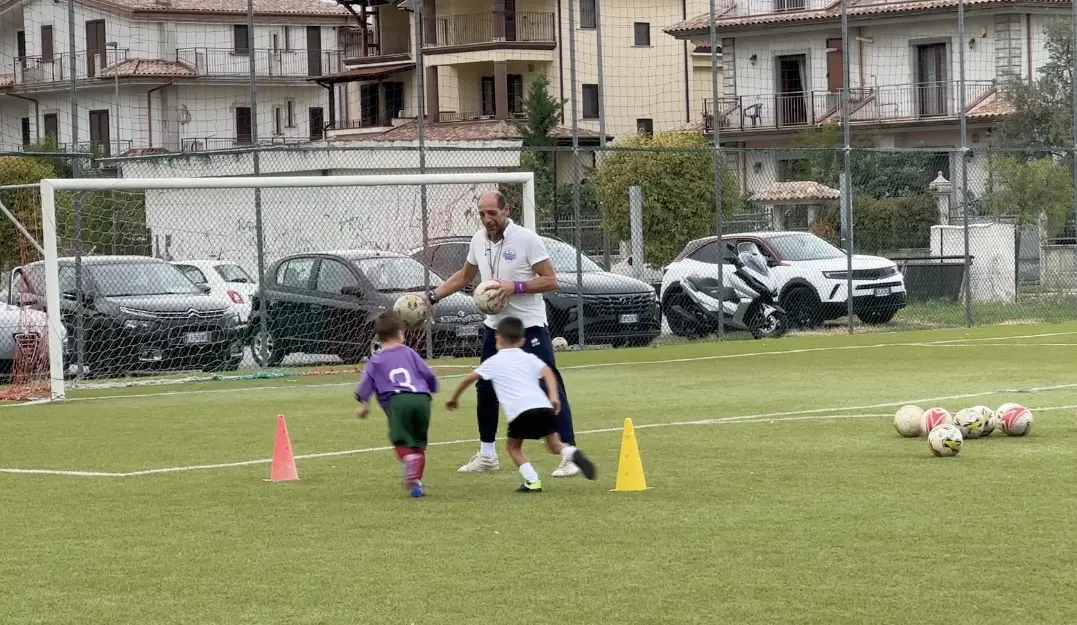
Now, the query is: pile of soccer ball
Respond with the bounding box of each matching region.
[893,403,1034,457]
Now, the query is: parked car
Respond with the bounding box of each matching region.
[172,259,258,322]
[0,302,68,379]
[411,235,661,347]
[661,231,906,334]
[249,250,485,366]
[9,256,245,376]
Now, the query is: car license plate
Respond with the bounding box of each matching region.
[620,314,639,324]
[874,287,891,297]
[455,325,480,337]
[185,331,211,344]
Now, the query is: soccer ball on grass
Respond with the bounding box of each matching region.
[997,403,1034,437]
[920,407,953,436]
[928,423,963,457]
[552,336,569,352]
[893,405,923,437]
[393,294,428,329]
[473,280,506,315]
[953,407,986,439]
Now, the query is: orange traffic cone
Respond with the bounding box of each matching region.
[269,414,299,482]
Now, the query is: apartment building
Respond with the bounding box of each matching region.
[663,0,1058,205]
[323,0,723,146]
[0,0,352,155]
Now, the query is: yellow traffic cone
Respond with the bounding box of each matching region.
[612,418,648,492]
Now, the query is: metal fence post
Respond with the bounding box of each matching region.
[416,0,433,360]
[708,0,725,340]
[629,186,644,281]
[841,0,854,334]
[958,0,973,328]
[567,0,585,348]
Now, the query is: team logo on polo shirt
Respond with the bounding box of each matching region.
[503,248,517,261]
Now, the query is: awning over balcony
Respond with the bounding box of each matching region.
[309,62,414,85]
[749,181,840,205]
[99,59,197,78]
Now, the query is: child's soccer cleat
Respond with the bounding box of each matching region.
[570,450,596,480]
[457,453,499,473]
[410,481,426,498]
[551,457,580,477]
[515,480,542,493]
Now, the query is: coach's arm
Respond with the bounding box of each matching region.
[428,262,478,302]
[488,259,557,306]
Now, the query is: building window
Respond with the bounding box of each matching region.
[20,118,31,147]
[43,113,58,140]
[234,25,250,54]
[89,109,111,155]
[283,26,292,51]
[636,118,653,136]
[274,107,283,135]
[41,25,53,61]
[579,0,596,28]
[582,84,599,119]
[235,106,253,144]
[286,100,295,127]
[309,107,325,141]
[633,23,650,46]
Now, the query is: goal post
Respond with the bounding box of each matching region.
[38,172,537,401]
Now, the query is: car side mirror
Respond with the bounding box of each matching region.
[199,284,212,294]
[767,258,780,268]
[341,285,364,298]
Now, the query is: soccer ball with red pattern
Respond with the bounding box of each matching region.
[997,403,1034,437]
[920,407,953,435]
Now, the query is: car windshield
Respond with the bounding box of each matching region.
[761,233,846,261]
[354,257,444,292]
[89,262,204,296]
[543,238,604,273]
[215,264,253,283]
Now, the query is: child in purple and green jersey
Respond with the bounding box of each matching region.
[356,311,439,498]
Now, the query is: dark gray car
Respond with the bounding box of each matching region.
[249,250,484,366]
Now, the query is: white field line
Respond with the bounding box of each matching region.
[4,330,1076,408]
[4,394,1077,479]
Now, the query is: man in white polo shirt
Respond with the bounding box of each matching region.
[424,190,580,478]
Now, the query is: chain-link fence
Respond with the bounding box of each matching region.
[2,0,1077,386]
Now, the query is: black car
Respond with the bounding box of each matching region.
[249,250,484,366]
[11,256,245,376]
[412,235,661,347]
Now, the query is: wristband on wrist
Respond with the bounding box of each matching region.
[426,290,439,304]
[513,281,528,294]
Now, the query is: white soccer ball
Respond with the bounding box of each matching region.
[970,405,996,437]
[928,423,964,457]
[473,280,506,315]
[393,293,428,329]
[997,403,1034,437]
[552,336,569,352]
[920,407,953,436]
[893,405,923,437]
[954,407,986,439]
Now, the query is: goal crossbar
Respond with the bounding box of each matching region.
[38,171,536,400]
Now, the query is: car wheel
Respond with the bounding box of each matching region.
[663,289,705,339]
[857,308,899,325]
[251,329,285,367]
[780,286,822,329]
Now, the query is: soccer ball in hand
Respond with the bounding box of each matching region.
[552,336,569,352]
[893,405,923,437]
[953,407,986,439]
[997,403,1034,437]
[920,407,953,436]
[928,423,963,457]
[393,294,428,329]
[473,280,506,315]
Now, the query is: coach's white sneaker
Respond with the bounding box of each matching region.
[457,453,499,473]
[551,458,580,477]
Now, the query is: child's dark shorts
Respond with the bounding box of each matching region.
[507,408,559,440]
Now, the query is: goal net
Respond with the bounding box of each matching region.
[30,172,536,401]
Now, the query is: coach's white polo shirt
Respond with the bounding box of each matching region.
[466,220,550,329]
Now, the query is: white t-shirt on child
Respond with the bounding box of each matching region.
[473,347,552,422]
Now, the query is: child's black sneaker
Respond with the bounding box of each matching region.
[571,450,597,480]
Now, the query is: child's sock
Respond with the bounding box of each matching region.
[394,446,411,462]
[409,448,426,480]
[519,462,539,484]
[480,441,497,459]
[560,445,577,461]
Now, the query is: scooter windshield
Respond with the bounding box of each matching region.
[741,252,769,276]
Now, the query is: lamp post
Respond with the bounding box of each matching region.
[106,41,119,155]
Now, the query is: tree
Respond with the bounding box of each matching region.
[981,155,1074,236]
[592,130,741,267]
[0,157,57,270]
[513,73,563,225]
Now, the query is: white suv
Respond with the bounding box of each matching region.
[660,231,906,334]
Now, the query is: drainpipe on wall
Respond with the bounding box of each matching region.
[7,93,41,142]
[856,27,865,91]
[1026,14,1033,83]
[146,81,173,149]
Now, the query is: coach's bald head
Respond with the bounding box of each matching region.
[478,190,510,239]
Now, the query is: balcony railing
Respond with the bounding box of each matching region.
[343,31,411,61]
[180,137,310,152]
[175,48,344,78]
[437,110,527,122]
[426,11,556,48]
[0,140,132,155]
[703,81,997,132]
[13,49,130,85]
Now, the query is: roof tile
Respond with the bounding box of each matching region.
[100,59,198,78]
[749,181,841,203]
[365,119,608,143]
[85,0,350,17]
